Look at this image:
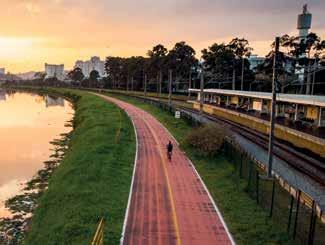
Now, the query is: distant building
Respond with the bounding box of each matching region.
[74,56,105,78]
[0,68,5,75]
[45,63,64,81]
[248,55,265,71]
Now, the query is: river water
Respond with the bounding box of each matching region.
[0,90,73,218]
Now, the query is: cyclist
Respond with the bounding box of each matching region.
[167,141,173,160]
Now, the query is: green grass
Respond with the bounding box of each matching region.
[25,89,135,245]
[102,92,294,245]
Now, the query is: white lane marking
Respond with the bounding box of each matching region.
[155,117,236,245]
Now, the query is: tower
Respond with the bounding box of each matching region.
[297,4,312,43]
[296,4,313,90]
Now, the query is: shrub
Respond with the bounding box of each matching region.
[185,123,228,155]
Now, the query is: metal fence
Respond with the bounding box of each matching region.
[224,140,325,245]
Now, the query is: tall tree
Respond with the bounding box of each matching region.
[201,43,235,88]
[105,57,123,89]
[147,44,168,94]
[279,33,321,94]
[228,38,253,90]
[89,70,100,87]
[167,41,198,91]
[67,67,84,85]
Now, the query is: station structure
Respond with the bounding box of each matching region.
[189,89,325,157]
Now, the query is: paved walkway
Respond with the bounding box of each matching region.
[96,94,234,245]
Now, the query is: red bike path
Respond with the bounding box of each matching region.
[96,94,235,245]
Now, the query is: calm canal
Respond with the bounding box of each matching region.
[0,90,73,218]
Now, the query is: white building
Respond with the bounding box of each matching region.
[0,68,5,75]
[74,56,105,78]
[45,63,64,81]
[248,55,265,71]
[296,4,312,87]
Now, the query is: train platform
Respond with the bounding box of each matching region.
[96,93,235,245]
[217,104,325,139]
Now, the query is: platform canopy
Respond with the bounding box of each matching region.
[189,89,325,107]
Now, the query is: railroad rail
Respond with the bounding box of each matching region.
[106,91,325,186]
[177,105,325,186]
[91,89,325,185]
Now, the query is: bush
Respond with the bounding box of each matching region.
[185,123,228,155]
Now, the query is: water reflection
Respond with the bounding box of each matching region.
[0,91,6,101]
[0,90,73,218]
[45,95,65,107]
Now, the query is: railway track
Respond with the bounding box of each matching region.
[100,90,325,185]
[176,105,325,186]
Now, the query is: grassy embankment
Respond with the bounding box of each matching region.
[102,91,293,245]
[25,89,135,245]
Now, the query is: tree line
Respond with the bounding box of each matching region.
[17,33,325,95]
[256,33,325,94]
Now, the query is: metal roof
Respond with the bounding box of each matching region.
[189,89,325,107]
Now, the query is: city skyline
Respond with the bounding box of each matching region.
[1,0,325,73]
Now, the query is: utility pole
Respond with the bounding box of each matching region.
[168,69,172,107]
[131,76,134,91]
[156,73,159,96]
[188,70,192,100]
[267,37,280,178]
[232,61,236,90]
[144,73,147,97]
[311,60,317,95]
[241,58,245,91]
[200,71,204,114]
[159,70,162,101]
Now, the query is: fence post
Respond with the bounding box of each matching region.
[293,190,301,240]
[239,153,243,178]
[269,178,276,217]
[248,160,253,192]
[287,195,294,233]
[311,211,320,245]
[308,201,316,245]
[256,170,259,204]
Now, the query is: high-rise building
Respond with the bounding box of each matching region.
[45,63,64,81]
[74,56,105,78]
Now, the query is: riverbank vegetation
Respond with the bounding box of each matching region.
[102,91,293,244]
[23,89,135,244]
[0,132,71,244]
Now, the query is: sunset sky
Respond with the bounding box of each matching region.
[1,0,324,73]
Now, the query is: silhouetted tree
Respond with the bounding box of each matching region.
[228,38,253,90]
[67,67,84,85]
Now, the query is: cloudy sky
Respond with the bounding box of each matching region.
[1,0,324,73]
